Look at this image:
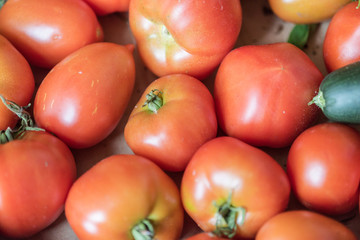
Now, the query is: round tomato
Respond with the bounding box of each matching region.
[129,0,242,80]
[181,136,290,239]
[256,210,357,240]
[65,154,184,240]
[214,42,323,148]
[323,1,360,72]
[268,0,351,24]
[0,34,34,131]
[124,74,218,172]
[0,0,104,68]
[34,42,135,149]
[287,122,360,216]
[185,232,229,240]
[0,130,77,239]
[83,0,131,15]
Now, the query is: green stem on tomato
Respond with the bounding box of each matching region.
[131,219,155,240]
[142,89,163,113]
[212,192,246,238]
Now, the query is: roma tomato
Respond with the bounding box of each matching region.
[0,130,76,239]
[214,42,323,148]
[0,34,34,130]
[323,1,360,72]
[124,74,218,172]
[83,0,131,15]
[0,0,104,68]
[186,232,229,240]
[34,42,135,149]
[287,122,360,216]
[129,0,242,80]
[268,0,350,24]
[181,136,290,239]
[256,210,357,240]
[65,154,184,240]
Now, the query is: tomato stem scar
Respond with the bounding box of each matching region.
[142,89,163,113]
[131,219,155,240]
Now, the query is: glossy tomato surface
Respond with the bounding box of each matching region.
[214,42,323,148]
[124,74,218,172]
[181,136,290,239]
[0,34,34,130]
[323,1,360,72]
[34,42,135,149]
[0,0,104,68]
[65,154,184,240]
[268,0,351,24]
[129,0,242,79]
[83,0,131,15]
[0,131,77,239]
[287,122,360,216]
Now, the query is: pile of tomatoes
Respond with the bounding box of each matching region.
[0,0,360,239]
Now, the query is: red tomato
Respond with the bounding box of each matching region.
[181,136,290,239]
[186,232,229,240]
[214,42,323,148]
[256,210,357,240]
[268,0,350,24]
[0,130,77,239]
[0,34,34,130]
[129,0,242,80]
[34,42,135,149]
[124,74,217,172]
[0,0,104,68]
[287,122,360,216]
[65,154,184,240]
[83,0,131,15]
[323,2,360,72]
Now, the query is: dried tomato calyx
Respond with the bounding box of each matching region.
[131,219,155,240]
[142,89,163,113]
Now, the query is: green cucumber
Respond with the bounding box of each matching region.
[309,61,360,124]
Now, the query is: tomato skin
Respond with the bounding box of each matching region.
[186,232,229,240]
[214,42,323,148]
[65,154,184,240]
[34,42,135,149]
[0,0,104,68]
[268,0,351,24]
[323,2,360,72]
[181,136,290,239]
[83,0,131,15]
[0,34,34,130]
[287,123,360,216]
[124,74,218,172]
[0,131,77,239]
[129,0,242,79]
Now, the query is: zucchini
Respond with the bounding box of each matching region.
[309,61,360,124]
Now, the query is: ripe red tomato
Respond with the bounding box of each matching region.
[0,0,104,68]
[34,42,135,149]
[256,210,357,240]
[181,136,290,239]
[83,0,131,15]
[129,0,242,80]
[124,74,218,172]
[0,130,77,239]
[186,232,229,240]
[287,122,360,216]
[65,154,184,240]
[268,0,351,24]
[0,34,34,130]
[214,42,323,148]
[323,1,360,72]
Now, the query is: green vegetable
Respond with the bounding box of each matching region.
[287,24,317,50]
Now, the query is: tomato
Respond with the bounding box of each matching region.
[185,232,229,240]
[124,74,217,172]
[323,2,360,73]
[34,42,135,149]
[129,0,242,80]
[287,122,360,216]
[0,34,34,131]
[65,154,184,240]
[268,0,351,24]
[0,0,104,68]
[0,130,77,239]
[214,42,323,148]
[256,210,357,240]
[181,136,290,239]
[83,0,131,15]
